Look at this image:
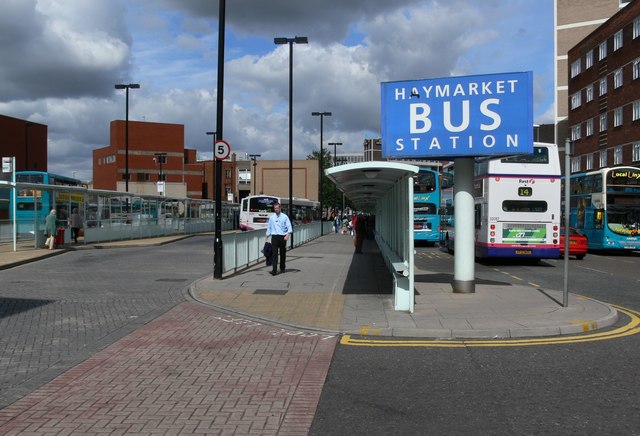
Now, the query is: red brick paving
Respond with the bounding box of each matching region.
[0,302,337,435]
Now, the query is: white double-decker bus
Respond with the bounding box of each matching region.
[443,142,561,259]
[239,195,319,231]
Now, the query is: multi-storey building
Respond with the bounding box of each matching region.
[556,0,631,144]
[567,0,640,172]
[93,120,205,198]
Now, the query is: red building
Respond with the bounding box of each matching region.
[93,120,221,198]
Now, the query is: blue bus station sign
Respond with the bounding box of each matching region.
[381,71,533,159]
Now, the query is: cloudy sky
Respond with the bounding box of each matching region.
[0,0,554,181]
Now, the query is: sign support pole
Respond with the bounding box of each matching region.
[563,139,571,307]
[453,157,475,293]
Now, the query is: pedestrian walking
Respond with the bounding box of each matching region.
[68,208,83,243]
[265,201,292,276]
[44,209,57,250]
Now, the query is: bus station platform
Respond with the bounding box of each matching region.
[0,232,618,339]
[191,232,618,339]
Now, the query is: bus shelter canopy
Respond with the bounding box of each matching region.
[325,162,419,212]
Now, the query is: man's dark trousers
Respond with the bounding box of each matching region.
[271,234,286,273]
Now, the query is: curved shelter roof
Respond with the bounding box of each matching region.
[324,161,419,212]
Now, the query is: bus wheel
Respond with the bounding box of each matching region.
[576,254,585,260]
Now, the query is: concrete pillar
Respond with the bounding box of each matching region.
[453,157,475,293]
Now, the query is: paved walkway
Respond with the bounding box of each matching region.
[192,232,618,339]
[0,231,621,434]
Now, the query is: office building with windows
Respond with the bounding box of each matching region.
[567,0,640,172]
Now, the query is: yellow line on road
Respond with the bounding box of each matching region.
[340,305,640,348]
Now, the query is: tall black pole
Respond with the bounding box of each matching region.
[214,0,226,279]
[288,41,294,249]
[125,86,129,192]
[312,112,331,235]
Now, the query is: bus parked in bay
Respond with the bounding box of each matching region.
[442,142,562,259]
[239,195,319,231]
[565,166,640,251]
[413,167,454,244]
[11,171,85,233]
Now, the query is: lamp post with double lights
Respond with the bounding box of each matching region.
[154,152,167,196]
[328,141,342,216]
[274,35,308,248]
[248,154,261,195]
[114,83,140,193]
[312,111,331,234]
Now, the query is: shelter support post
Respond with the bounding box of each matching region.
[453,157,475,293]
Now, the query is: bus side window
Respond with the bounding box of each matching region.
[594,209,604,229]
[474,204,482,229]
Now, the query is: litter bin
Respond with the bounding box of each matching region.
[55,227,65,246]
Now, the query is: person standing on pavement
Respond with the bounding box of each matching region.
[44,209,57,250]
[68,208,83,244]
[265,201,292,276]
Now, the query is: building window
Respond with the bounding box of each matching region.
[633,143,640,161]
[136,172,149,182]
[634,100,640,121]
[599,150,607,168]
[599,41,607,60]
[225,169,232,179]
[571,156,581,172]
[586,118,594,136]
[585,85,593,102]
[614,68,623,88]
[238,169,250,184]
[599,78,607,96]
[586,50,593,69]
[600,113,608,131]
[614,30,623,51]
[634,59,640,79]
[571,92,582,109]
[614,146,624,165]
[571,124,582,141]
[634,17,640,39]
[586,153,594,170]
[614,107,623,127]
[571,60,581,78]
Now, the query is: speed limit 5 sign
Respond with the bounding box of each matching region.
[214,140,231,160]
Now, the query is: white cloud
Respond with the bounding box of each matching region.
[0,0,555,181]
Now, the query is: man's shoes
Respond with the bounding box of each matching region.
[269,270,278,276]
[279,269,285,274]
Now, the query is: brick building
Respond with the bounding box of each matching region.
[556,0,631,145]
[567,0,640,172]
[0,114,47,172]
[93,120,206,198]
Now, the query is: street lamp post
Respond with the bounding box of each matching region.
[328,141,342,215]
[248,154,261,195]
[114,83,140,193]
[154,152,167,196]
[312,111,331,235]
[274,35,308,248]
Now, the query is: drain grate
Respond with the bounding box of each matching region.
[254,289,288,295]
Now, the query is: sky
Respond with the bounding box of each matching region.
[0,0,555,181]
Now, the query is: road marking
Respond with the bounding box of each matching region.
[576,265,612,275]
[340,304,640,348]
[528,282,540,288]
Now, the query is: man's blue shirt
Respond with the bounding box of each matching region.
[266,212,292,236]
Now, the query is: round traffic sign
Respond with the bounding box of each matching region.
[214,140,231,160]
